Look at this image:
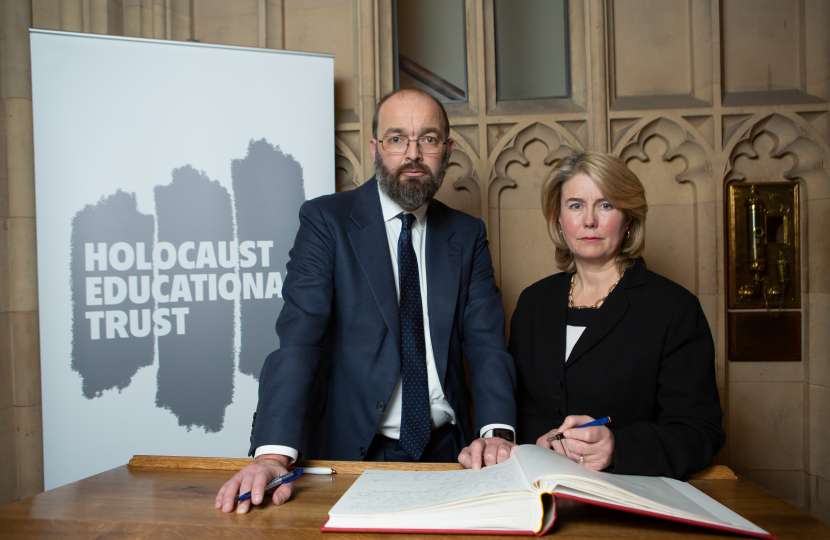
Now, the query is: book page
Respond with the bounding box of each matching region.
[516,446,714,517]
[660,478,770,535]
[329,457,532,515]
[513,444,591,481]
[514,445,770,534]
[516,445,712,516]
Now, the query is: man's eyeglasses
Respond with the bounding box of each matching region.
[379,135,447,154]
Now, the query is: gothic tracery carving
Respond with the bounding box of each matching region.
[485,122,580,285]
[620,117,711,186]
[725,113,828,186]
[490,122,579,194]
[335,137,360,192]
[443,145,482,213]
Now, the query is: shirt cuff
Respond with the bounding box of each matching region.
[480,423,515,439]
[254,445,298,465]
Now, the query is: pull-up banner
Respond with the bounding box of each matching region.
[30,30,334,490]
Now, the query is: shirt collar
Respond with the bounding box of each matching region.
[377,183,428,229]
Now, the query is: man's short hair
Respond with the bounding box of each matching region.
[371,87,451,141]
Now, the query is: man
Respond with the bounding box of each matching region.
[216,88,516,514]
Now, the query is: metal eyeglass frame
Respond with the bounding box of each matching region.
[379,135,448,154]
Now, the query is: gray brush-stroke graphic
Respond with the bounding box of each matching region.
[70,190,155,398]
[154,165,234,432]
[232,139,305,380]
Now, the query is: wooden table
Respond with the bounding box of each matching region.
[1,456,829,539]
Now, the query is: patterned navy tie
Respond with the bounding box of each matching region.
[396,212,431,460]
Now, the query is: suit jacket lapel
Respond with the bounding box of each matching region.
[566,263,645,367]
[425,203,461,385]
[347,179,401,350]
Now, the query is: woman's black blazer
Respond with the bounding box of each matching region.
[510,262,725,478]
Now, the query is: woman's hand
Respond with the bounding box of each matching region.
[536,415,615,471]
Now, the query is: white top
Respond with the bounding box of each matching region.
[256,187,511,462]
[565,325,586,362]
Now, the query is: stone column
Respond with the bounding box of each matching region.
[586,0,608,152]
[0,0,44,506]
[359,0,376,181]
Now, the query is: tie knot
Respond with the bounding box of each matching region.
[397,212,416,230]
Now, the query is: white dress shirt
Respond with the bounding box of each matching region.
[375,188,455,438]
[256,187,511,462]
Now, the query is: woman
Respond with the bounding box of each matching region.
[510,151,724,479]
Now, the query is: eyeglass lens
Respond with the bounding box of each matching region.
[382,136,444,154]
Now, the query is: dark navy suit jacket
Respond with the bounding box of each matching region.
[249,178,516,460]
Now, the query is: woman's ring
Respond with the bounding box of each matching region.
[580,454,585,464]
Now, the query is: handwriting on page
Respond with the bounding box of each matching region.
[331,461,529,514]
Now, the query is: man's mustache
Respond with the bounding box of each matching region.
[396,162,431,175]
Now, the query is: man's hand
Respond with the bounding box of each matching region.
[536,415,615,472]
[215,454,294,514]
[458,437,515,470]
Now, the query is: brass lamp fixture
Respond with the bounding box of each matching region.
[727,183,799,312]
[738,187,766,300]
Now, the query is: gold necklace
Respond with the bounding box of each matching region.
[568,269,625,309]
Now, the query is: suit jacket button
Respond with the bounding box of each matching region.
[377,402,385,412]
[557,408,564,416]
[557,381,564,388]
[359,447,365,456]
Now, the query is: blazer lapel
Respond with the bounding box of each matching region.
[566,263,645,367]
[425,203,461,385]
[347,179,401,350]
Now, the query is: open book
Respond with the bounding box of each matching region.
[321,445,774,538]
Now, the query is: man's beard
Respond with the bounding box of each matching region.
[375,150,449,209]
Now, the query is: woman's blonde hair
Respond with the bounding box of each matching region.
[541,151,648,274]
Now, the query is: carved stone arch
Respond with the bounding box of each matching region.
[444,128,482,215]
[486,122,579,289]
[721,114,829,421]
[723,113,828,310]
[437,142,482,219]
[488,121,582,197]
[617,117,717,303]
[335,137,360,192]
[725,113,829,188]
[449,125,480,163]
[620,117,713,190]
[719,112,830,509]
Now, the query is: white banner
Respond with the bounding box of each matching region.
[30,30,334,490]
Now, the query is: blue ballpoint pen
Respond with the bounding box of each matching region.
[548,416,612,442]
[234,468,304,505]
